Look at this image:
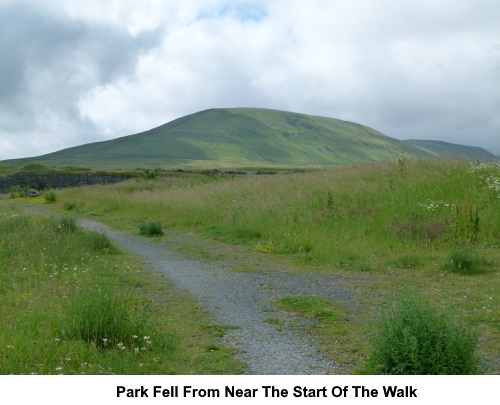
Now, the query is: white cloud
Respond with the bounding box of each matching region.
[0,0,499,160]
[78,13,287,135]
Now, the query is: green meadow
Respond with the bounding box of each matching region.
[0,210,244,374]
[58,159,499,263]
[2,157,499,373]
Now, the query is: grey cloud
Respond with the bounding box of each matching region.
[0,1,499,160]
[0,4,162,89]
[0,2,162,157]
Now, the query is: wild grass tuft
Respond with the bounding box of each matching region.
[444,249,482,274]
[85,232,119,254]
[66,287,143,348]
[55,216,78,233]
[64,202,77,211]
[139,221,163,236]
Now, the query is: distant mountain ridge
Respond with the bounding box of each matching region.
[1,108,496,170]
[403,139,497,161]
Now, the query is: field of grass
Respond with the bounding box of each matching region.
[0,207,244,375]
[43,158,499,373]
[55,159,499,261]
[4,157,500,374]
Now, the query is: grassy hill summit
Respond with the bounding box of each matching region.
[1,108,496,170]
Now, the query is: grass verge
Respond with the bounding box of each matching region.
[0,206,244,374]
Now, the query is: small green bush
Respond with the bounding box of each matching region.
[367,289,479,375]
[143,166,161,179]
[9,185,27,199]
[139,221,163,236]
[44,190,57,203]
[446,249,480,274]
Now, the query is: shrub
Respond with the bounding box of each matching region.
[139,221,163,236]
[9,185,27,199]
[143,166,161,179]
[445,249,480,274]
[367,288,479,374]
[44,190,57,203]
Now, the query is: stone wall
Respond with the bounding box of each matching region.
[0,172,131,193]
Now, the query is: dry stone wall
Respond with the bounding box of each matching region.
[0,172,130,193]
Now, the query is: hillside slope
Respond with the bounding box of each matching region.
[1,108,434,169]
[3,109,496,171]
[404,139,497,161]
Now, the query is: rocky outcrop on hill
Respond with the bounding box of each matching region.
[0,172,130,193]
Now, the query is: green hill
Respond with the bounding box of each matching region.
[404,139,497,161]
[0,108,432,170]
[1,108,493,170]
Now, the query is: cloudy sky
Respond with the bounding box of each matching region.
[1,0,499,161]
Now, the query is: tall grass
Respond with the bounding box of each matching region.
[139,221,163,236]
[67,287,146,348]
[58,159,500,269]
[0,209,243,374]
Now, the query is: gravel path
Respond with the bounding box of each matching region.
[14,202,354,374]
[77,219,354,375]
